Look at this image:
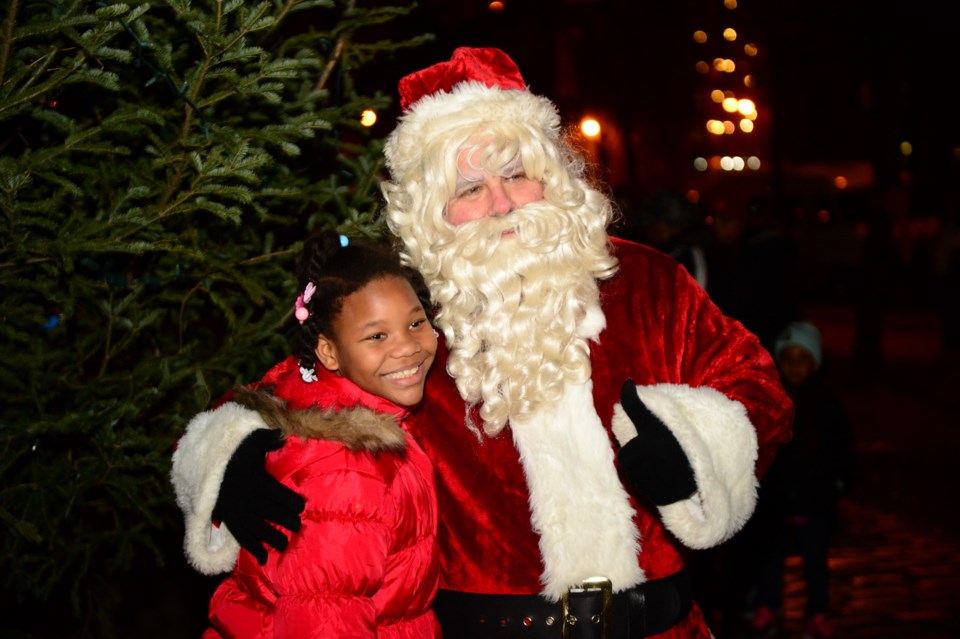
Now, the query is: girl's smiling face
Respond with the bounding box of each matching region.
[314,275,436,407]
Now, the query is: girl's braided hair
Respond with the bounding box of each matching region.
[293,230,433,376]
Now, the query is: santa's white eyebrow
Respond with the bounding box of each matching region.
[500,156,523,173]
[453,151,522,190]
[455,173,482,191]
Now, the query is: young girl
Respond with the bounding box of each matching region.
[193,230,441,638]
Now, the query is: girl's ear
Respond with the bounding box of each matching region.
[314,335,340,372]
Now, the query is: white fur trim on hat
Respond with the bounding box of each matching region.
[384,81,561,184]
[171,402,269,574]
[612,383,759,549]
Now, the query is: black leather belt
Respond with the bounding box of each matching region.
[434,567,692,638]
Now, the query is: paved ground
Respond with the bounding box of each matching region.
[709,303,960,639]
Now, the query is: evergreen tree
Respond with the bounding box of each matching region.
[0,0,430,634]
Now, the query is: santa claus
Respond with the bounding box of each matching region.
[172,47,793,638]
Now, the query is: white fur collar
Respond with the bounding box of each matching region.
[509,378,645,600]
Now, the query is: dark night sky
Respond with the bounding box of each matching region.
[369,0,954,200]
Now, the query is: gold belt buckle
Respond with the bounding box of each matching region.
[560,576,613,639]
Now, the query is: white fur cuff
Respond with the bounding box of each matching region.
[612,383,759,549]
[170,402,268,574]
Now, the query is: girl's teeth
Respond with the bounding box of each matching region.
[386,366,417,379]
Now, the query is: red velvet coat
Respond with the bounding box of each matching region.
[203,363,441,639]
[403,238,793,637]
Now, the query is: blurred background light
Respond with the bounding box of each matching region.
[580,117,601,138]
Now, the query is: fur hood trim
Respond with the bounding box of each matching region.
[232,386,406,454]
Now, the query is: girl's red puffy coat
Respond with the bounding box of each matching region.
[203,361,441,638]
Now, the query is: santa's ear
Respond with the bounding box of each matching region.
[314,335,340,372]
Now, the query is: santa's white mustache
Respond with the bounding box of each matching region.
[447,201,579,263]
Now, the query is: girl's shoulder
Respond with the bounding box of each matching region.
[266,405,413,492]
[279,404,408,454]
[234,385,407,453]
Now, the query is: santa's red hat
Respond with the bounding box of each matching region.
[384,47,561,183]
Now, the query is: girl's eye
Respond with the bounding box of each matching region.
[410,319,427,330]
[366,332,386,341]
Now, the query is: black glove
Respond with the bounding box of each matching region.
[213,429,306,565]
[617,380,697,506]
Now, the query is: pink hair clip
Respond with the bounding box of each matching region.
[295,282,316,324]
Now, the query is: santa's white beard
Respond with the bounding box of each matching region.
[424,201,644,596]
[426,200,613,434]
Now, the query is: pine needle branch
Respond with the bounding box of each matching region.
[0,0,18,87]
[316,0,354,92]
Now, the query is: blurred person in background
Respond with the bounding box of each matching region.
[704,196,801,354]
[747,321,855,639]
[632,189,711,289]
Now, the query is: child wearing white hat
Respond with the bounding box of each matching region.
[750,320,855,639]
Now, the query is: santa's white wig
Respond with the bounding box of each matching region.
[382,48,619,433]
